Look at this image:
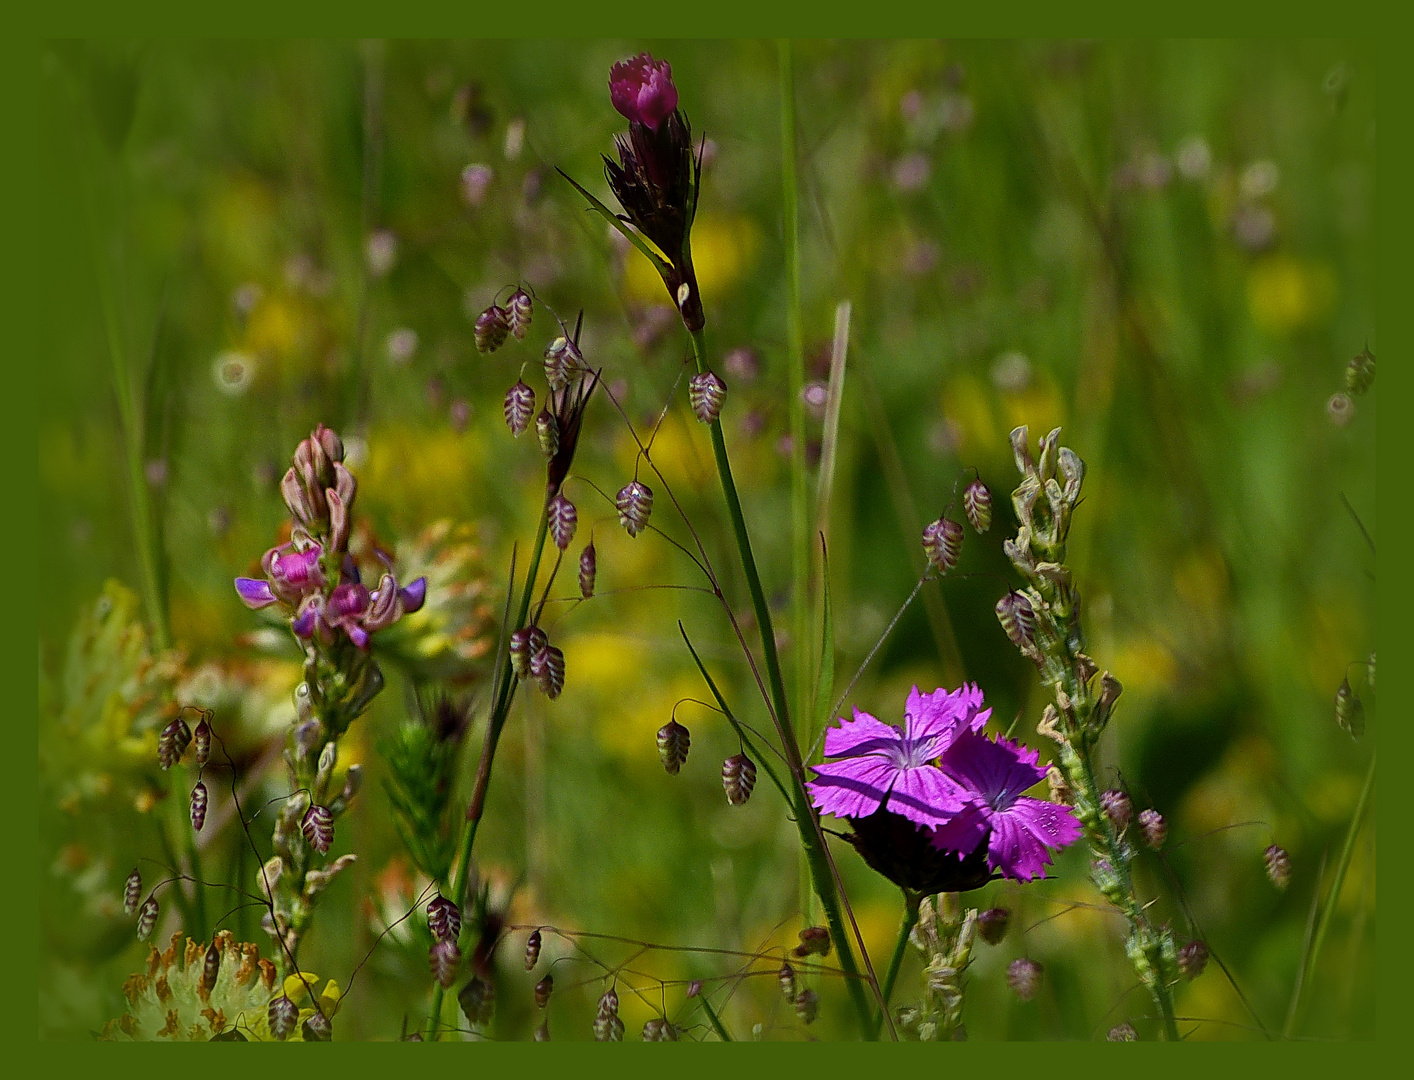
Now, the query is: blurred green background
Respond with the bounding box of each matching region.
[38,39,1375,1041]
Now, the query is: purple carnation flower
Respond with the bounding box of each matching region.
[807,685,991,829]
[930,730,1082,882]
[609,53,678,130]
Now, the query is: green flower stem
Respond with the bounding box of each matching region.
[687,326,877,1039]
[426,511,551,1039]
[875,890,921,1035]
[700,996,733,1042]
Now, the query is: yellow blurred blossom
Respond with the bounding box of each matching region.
[623,214,760,308]
[1107,637,1177,695]
[1247,255,1337,336]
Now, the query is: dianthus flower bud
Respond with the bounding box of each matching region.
[536,644,566,699]
[794,988,819,1025]
[190,782,208,832]
[525,928,542,970]
[1138,809,1167,850]
[922,516,964,574]
[795,926,831,958]
[158,716,192,770]
[124,868,142,915]
[656,719,690,775]
[1345,344,1375,396]
[722,753,757,806]
[995,590,1036,652]
[459,976,495,1027]
[535,974,553,1008]
[302,1012,332,1041]
[1101,789,1133,834]
[579,541,597,598]
[1335,676,1365,739]
[136,893,159,941]
[688,371,727,424]
[1007,957,1042,1001]
[430,937,462,988]
[427,895,461,943]
[548,493,578,550]
[1107,1022,1137,1041]
[616,480,654,537]
[202,940,221,990]
[507,288,533,340]
[268,994,298,1040]
[535,409,559,460]
[504,380,535,437]
[475,305,510,353]
[778,962,796,1002]
[1178,940,1209,980]
[302,803,334,854]
[193,715,212,767]
[977,907,1011,945]
[1264,844,1291,890]
[964,478,993,533]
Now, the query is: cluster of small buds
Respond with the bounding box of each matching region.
[688,371,727,424]
[459,977,495,1027]
[190,782,208,832]
[976,907,1010,945]
[579,542,597,598]
[504,380,535,436]
[1265,844,1291,890]
[158,716,193,770]
[594,986,624,1041]
[136,894,159,941]
[301,803,335,854]
[642,1017,680,1041]
[1107,1022,1138,1041]
[534,974,553,1008]
[525,929,542,970]
[657,719,691,774]
[430,937,462,988]
[1006,957,1042,1001]
[794,988,819,1025]
[1101,789,1133,834]
[1345,344,1376,396]
[922,516,964,574]
[1138,809,1167,850]
[794,926,831,958]
[193,714,212,767]
[427,896,461,943]
[616,480,654,537]
[507,288,533,340]
[1335,676,1365,739]
[721,753,757,805]
[964,477,993,533]
[475,304,511,353]
[268,994,298,1040]
[123,868,142,915]
[778,962,796,1002]
[548,493,578,550]
[1178,940,1209,980]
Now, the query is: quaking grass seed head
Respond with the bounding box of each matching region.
[136,894,159,941]
[1264,844,1291,890]
[548,493,578,550]
[1007,957,1042,1001]
[535,974,553,1008]
[507,288,533,340]
[430,937,462,988]
[193,715,212,767]
[190,782,208,832]
[722,753,756,805]
[504,380,535,437]
[964,478,993,532]
[475,305,510,353]
[301,803,334,854]
[1101,789,1133,833]
[688,371,727,424]
[427,895,461,943]
[977,907,1011,945]
[123,868,142,915]
[616,480,654,537]
[268,994,298,1041]
[1138,809,1167,850]
[657,719,690,775]
[525,928,542,970]
[1178,940,1209,980]
[579,541,597,598]
[922,516,964,574]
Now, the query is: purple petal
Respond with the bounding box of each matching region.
[822,708,901,759]
[885,764,969,828]
[904,683,991,746]
[807,756,898,821]
[329,581,371,617]
[399,576,427,613]
[291,607,318,638]
[235,577,277,609]
[929,802,991,856]
[939,731,1046,808]
[986,812,1056,882]
[346,624,370,649]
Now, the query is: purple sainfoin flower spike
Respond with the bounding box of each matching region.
[609,53,678,130]
[930,731,1082,882]
[235,577,277,609]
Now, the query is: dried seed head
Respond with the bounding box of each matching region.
[778,962,797,1002]
[548,493,578,550]
[977,907,1011,946]
[688,371,728,424]
[302,1012,332,1041]
[158,717,192,770]
[579,541,597,599]
[1138,809,1167,850]
[1264,844,1291,890]
[1101,789,1133,834]
[922,516,964,574]
[964,478,993,532]
[507,288,533,340]
[1107,1022,1138,1041]
[722,753,757,806]
[1178,940,1209,980]
[268,994,298,1040]
[616,480,654,537]
[525,928,543,970]
[536,644,566,699]
[1046,763,1073,805]
[535,974,553,1008]
[475,305,510,353]
[1335,677,1365,739]
[795,926,832,958]
[124,868,142,915]
[136,894,159,941]
[458,976,496,1027]
[995,591,1037,652]
[535,409,559,459]
[656,719,691,775]
[504,380,535,437]
[430,937,462,988]
[1007,957,1042,1001]
[193,715,212,767]
[190,782,208,832]
[794,988,819,1025]
[427,895,462,943]
[203,940,221,990]
[1345,344,1376,396]
[301,803,334,854]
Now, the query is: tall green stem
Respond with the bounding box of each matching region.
[876,890,920,1033]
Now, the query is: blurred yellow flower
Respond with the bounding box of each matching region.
[1247,255,1337,336]
[623,214,760,308]
[361,425,489,528]
[1108,637,1176,695]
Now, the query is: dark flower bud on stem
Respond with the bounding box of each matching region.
[124,868,142,915]
[504,381,535,437]
[1101,789,1133,834]
[475,305,510,353]
[977,907,1011,945]
[427,895,461,943]
[535,974,553,1008]
[778,962,796,1002]
[795,926,832,958]
[1138,809,1167,850]
[722,753,757,805]
[203,940,221,990]
[616,480,654,537]
[1265,844,1291,890]
[688,371,727,424]
[794,988,819,1025]
[922,516,964,574]
[579,542,597,599]
[1178,940,1209,980]
[1007,957,1042,1001]
[657,719,690,775]
[964,478,993,532]
[525,928,542,970]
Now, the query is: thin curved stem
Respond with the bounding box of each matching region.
[874,890,920,1037]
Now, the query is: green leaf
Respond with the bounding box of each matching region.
[555,167,672,279]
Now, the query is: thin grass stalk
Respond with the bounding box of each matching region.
[876,890,921,1033]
